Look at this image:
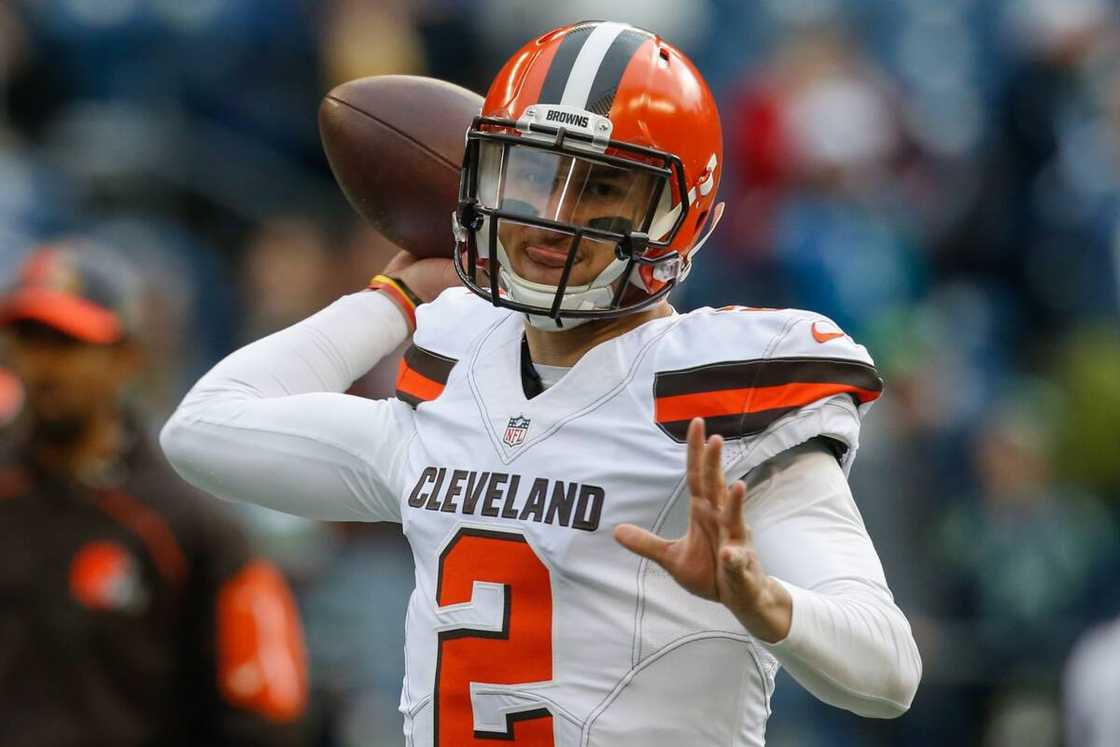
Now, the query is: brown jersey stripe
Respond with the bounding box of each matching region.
[654,357,883,399]
[403,344,457,384]
[395,388,425,409]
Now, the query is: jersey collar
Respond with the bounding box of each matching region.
[467,312,677,464]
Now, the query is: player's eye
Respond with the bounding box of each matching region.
[587,180,624,198]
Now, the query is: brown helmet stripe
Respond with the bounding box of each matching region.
[584,28,652,116]
[533,24,656,114]
[537,25,594,105]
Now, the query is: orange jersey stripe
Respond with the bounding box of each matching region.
[396,359,446,402]
[655,381,881,423]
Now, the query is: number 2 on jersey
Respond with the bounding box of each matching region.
[434,528,554,745]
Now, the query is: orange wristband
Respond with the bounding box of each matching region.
[368,274,418,330]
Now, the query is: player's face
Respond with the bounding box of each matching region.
[480,144,662,286]
[4,321,136,432]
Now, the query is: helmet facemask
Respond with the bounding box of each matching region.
[454,116,691,329]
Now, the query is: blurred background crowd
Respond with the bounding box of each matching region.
[1,0,1119,744]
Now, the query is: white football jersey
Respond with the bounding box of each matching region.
[377,289,882,746]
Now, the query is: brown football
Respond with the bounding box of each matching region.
[319,75,483,258]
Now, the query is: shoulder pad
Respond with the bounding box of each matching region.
[652,307,881,443]
[396,288,510,408]
[413,287,509,354]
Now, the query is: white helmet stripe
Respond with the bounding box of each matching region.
[560,23,630,109]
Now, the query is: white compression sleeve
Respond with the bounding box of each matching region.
[745,441,922,718]
[161,291,416,522]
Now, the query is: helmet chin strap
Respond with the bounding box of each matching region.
[524,310,580,330]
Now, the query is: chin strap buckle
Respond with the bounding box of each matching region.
[452,203,484,244]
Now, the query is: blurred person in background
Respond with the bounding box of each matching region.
[948,0,1120,349]
[0,242,310,746]
[706,22,922,336]
[934,383,1116,746]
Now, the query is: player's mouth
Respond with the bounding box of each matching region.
[523,244,575,269]
[516,243,586,285]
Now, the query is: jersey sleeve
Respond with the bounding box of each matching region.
[653,309,882,478]
[391,287,508,408]
[161,291,416,522]
[747,441,921,717]
[735,313,881,477]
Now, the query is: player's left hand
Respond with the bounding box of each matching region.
[614,417,792,643]
[382,250,461,303]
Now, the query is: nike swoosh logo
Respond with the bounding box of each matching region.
[811,322,845,343]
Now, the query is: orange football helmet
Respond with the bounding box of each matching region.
[453,21,724,328]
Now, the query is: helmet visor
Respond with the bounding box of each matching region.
[476,141,665,237]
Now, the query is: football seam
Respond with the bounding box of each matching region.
[324,95,461,174]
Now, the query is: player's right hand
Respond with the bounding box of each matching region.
[383,250,461,303]
[613,417,793,643]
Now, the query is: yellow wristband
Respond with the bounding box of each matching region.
[368,274,417,329]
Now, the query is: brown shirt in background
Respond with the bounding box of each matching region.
[0,435,309,746]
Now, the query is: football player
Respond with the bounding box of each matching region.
[163,21,921,746]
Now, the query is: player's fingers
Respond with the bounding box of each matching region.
[688,494,719,535]
[702,433,725,507]
[614,524,673,564]
[723,479,748,540]
[686,418,705,497]
[719,546,755,592]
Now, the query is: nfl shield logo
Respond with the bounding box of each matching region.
[503,415,531,447]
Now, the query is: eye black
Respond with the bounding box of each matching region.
[588,216,634,234]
